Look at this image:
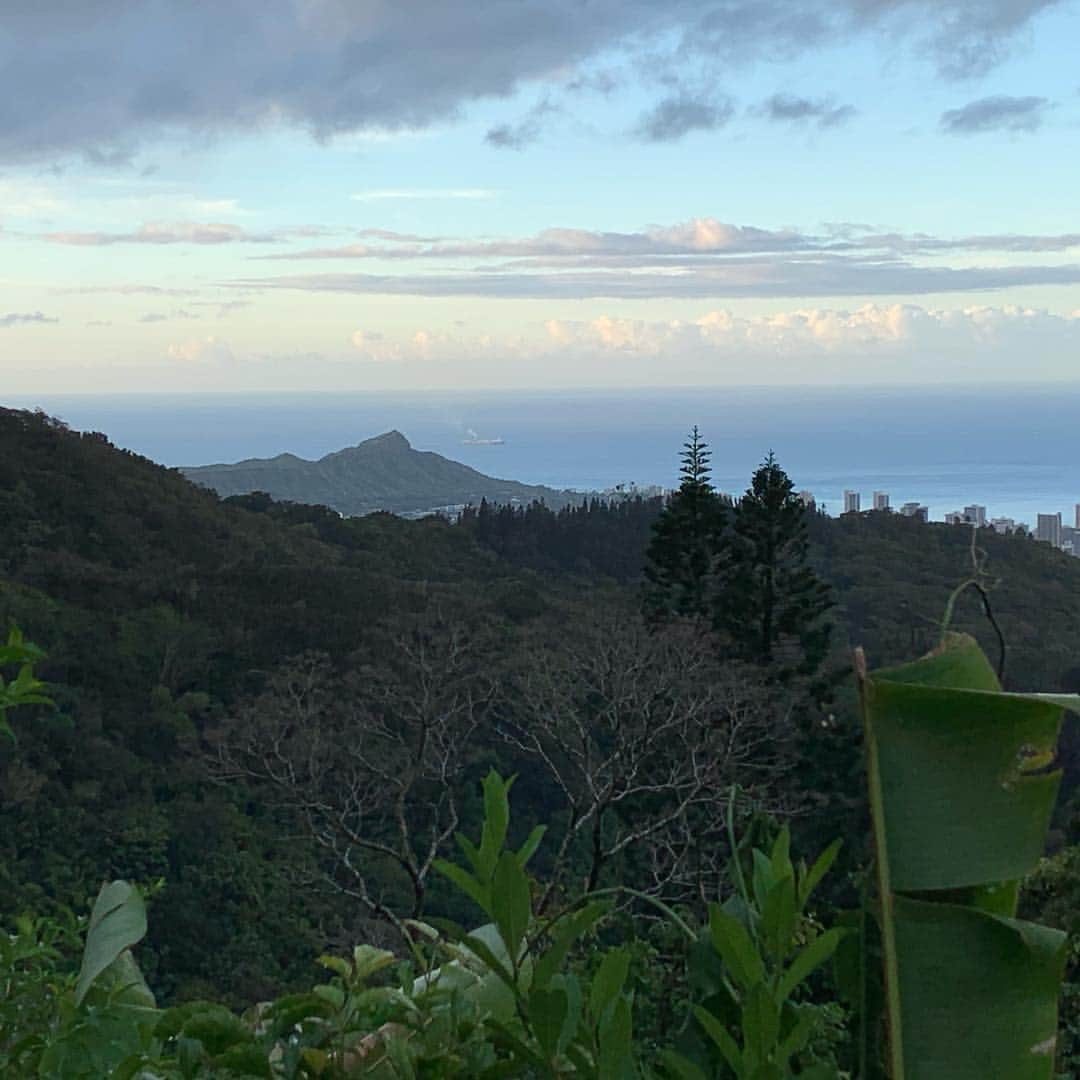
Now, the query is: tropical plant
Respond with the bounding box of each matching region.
[856,632,1079,1079]
[664,812,848,1080]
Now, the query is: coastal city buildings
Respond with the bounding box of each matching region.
[1037,513,1063,548]
[839,490,1077,553]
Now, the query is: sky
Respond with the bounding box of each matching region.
[2,0,1080,393]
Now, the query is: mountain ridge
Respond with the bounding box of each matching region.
[181,429,584,516]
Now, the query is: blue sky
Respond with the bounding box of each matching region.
[2,0,1079,392]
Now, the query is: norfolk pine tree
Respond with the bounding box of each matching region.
[644,426,728,622]
[714,452,834,687]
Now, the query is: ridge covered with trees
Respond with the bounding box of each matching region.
[3,406,1080,1076]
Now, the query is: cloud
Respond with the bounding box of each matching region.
[537,304,1080,367]
[57,284,200,296]
[0,310,59,327]
[139,312,169,323]
[634,94,736,141]
[167,336,235,365]
[350,189,495,201]
[759,94,857,127]
[45,222,311,246]
[941,95,1050,134]
[0,1,1053,162]
[485,99,559,149]
[236,214,1080,299]
[234,262,1080,300]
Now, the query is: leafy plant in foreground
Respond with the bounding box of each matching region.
[664,818,847,1080]
[858,633,1079,1079]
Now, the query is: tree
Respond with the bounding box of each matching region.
[497,611,795,910]
[644,427,728,622]
[715,452,833,685]
[209,615,491,936]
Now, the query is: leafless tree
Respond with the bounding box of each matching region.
[208,616,492,934]
[497,612,796,911]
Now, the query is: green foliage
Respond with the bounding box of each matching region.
[1022,845,1080,1078]
[859,634,1077,1079]
[644,428,729,622]
[716,453,833,685]
[0,625,52,740]
[666,827,847,1080]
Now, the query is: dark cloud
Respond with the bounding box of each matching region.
[634,94,736,141]
[255,218,1080,264]
[0,1,1055,162]
[485,99,559,150]
[760,94,857,127]
[0,310,59,327]
[233,261,1080,301]
[45,222,316,246]
[941,94,1050,133]
[57,284,200,296]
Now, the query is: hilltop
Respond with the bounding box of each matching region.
[181,430,583,516]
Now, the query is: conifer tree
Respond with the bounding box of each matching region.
[644,427,728,621]
[714,451,833,683]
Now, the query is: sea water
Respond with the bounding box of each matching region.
[5,385,1078,527]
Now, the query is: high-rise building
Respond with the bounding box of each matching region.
[843,490,861,514]
[991,517,1017,534]
[963,505,987,528]
[798,490,816,510]
[944,511,965,526]
[899,502,929,522]
[1075,503,1080,530]
[1036,512,1063,548]
[872,491,890,511]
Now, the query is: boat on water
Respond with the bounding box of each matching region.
[461,429,505,446]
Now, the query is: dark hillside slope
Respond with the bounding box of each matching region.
[0,408,567,1003]
[182,429,583,515]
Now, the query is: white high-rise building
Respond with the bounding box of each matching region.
[843,490,861,514]
[963,505,987,528]
[1036,512,1063,548]
[872,491,890,511]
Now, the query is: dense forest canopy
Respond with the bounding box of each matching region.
[2,405,1080,1053]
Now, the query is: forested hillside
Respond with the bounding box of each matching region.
[3,406,1079,1017]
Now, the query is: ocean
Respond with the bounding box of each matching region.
[5,385,1078,528]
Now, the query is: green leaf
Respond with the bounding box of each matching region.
[867,674,1064,892]
[693,1004,744,1075]
[533,900,609,991]
[659,1050,710,1080]
[492,850,532,958]
[891,896,1066,1080]
[861,633,1076,1080]
[769,826,792,882]
[529,985,569,1058]
[778,928,845,1000]
[516,824,547,869]
[597,994,633,1080]
[708,904,764,990]
[480,770,512,875]
[742,983,780,1067]
[797,839,841,910]
[75,881,148,1006]
[590,948,631,1019]
[435,858,491,915]
[760,875,796,964]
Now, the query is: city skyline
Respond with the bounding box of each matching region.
[2,2,1080,393]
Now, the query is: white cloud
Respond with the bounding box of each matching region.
[167,336,235,365]
[350,189,495,201]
